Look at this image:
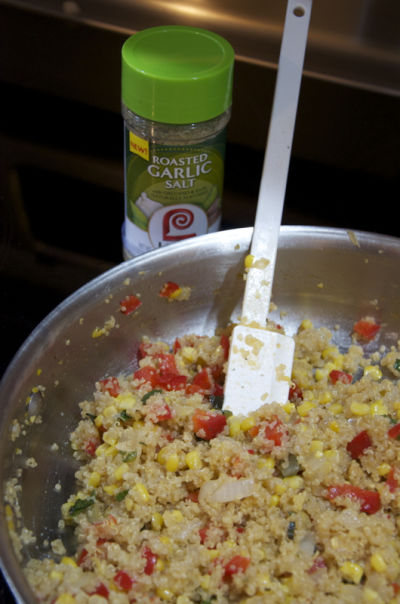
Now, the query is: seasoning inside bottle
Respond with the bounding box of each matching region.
[121,25,235,258]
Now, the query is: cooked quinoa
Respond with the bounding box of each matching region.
[23,320,400,604]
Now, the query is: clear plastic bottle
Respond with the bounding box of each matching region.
[121,25,234,259]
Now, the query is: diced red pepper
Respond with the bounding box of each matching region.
[114,570,134,592]
[329,370,352,385]
[199,525,209,545]
[388,423,400,440]
[142,546,158,575]
[99,376,121,397]
[325,484,381,514]
[307,556,327,574]
[155,373,187,391]
[85,438,100,457]
[192,409,227,440]
[186,368,213,395]
[212,383,224,397]
[159,281,180,298]
[392,583,400,595]
[223,555,250,580]
[134,366,158,386]
[263,416,286,446]
[152,404,173,423]
[353,319,381,341]
[138,341,152,359]
[346,430,372,459]
[289,382,303,402]
[154,353,179,376]
[120,295,142,316]
[220,334,230,360]
[90,583,109,598]
[387,466,398,493]
[173,338,182,353]
[77,548,89,567]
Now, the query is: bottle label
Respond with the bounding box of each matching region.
[123,125,226,256]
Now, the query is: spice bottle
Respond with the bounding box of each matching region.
[121,25,234,258]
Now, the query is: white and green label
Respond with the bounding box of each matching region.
[123,127,226,255]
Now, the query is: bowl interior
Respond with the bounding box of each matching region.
[1,225,399,602]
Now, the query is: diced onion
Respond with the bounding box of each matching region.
[199,478,255,503]
[299,532,316,556]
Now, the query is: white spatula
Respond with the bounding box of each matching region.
[223,0,312,416]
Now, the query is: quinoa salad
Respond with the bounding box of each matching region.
[19,316,400,604]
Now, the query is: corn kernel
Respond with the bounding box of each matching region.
[315,368,328,382]
[329,403,343,415]
[103,404,117,418]
[50,570,63,581]
[115,392,136,409]
[322,346,339,360]
[156,558,165,571]
[156,588,174,601]
[55,595,76,604]
[310,440,323,453]
[102,431,117,446]
[185,450,202,470]
[297,401,316,417]
[134,482,150,502]
[370,400,388,416]
[377,463,391,476]
[350,402,370,416]
[163,509,184,526]
[105,445,118,457]
[88,471,101,488]
[257,456,275,470]
[300,319,313,330]
[94,414,104,428]
[157,446,169,465]
[95,443,108,457]
[206,548,220,560]
[283,402,295,414]
[165,454,180,472]
[393,401,400,410]
[5,505,15,531]
[241,416,256,431]
[257,573,271,589]
[363,587,383,603]
[114,462,129,481]
[103,484,118,496]
[370,553,387,572]
[270,495,280,506]
[244,254,254,269]
[319,391,333,405]
[274,481,287,495]
[61,557,77,568]
[181,346,197,363]
[364,365,382,381]
[284,476,304,489]
[228,415,242,437]
[199,575,210,590]
[171,287,184,300]
[324,449,339,460]
[176,596,192,604]
[224,540,236,549]
[151,512,164,531]
[340,561,364,584]
[329,421,340,432]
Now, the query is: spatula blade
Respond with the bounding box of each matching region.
[224,325,295,416]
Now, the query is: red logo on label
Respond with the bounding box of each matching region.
[162,208,196,241]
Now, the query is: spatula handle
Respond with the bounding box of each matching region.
[242,0,312,325]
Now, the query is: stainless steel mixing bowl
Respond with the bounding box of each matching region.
[1,226,399,602]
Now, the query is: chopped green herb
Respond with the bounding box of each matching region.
[115,489,129,502]
[142,389,163,404]
[287,520,296,540]
[139,441,146,446]
[69,497,94,516]
[222,409,232,418]
[122,451,137,463]
[85,413,97,423]
[394,359,400,372]
[209,394,224,409]
[119,410,132,422]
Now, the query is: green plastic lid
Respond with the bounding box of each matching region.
[121,25,234,124]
